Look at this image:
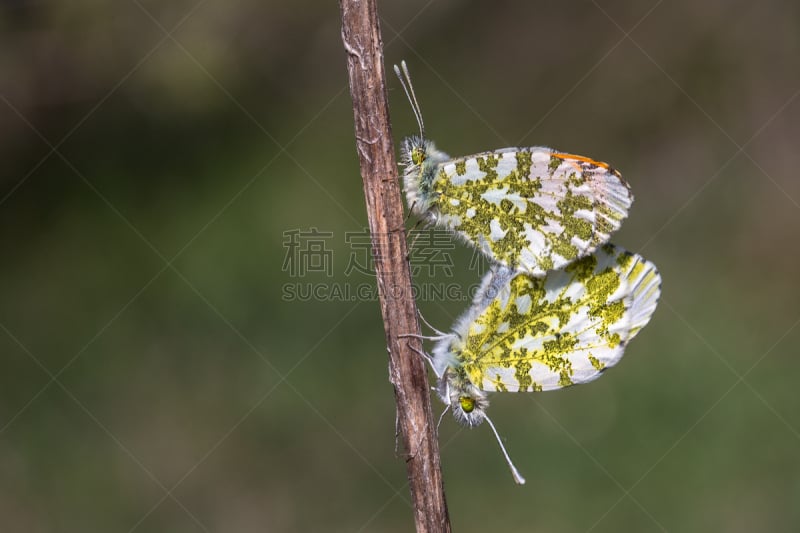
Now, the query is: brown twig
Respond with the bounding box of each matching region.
[339,1,451,531]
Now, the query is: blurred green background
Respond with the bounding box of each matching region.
[2,1,799,531]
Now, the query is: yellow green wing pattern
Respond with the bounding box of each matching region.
[456,243,660,392]
[432,148,632,276]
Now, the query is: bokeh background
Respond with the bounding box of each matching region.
[2,1,799,531]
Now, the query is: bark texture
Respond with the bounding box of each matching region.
[339,1,451,531]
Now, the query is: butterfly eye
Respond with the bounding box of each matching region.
[411,147,426,165]
[459,396,475,413]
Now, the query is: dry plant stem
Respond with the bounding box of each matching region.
[339,1,451,531]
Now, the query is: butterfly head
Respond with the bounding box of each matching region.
[400,135,429,168]
[431,334,526,484]
[435,364,526,484]
[438,366,489,428]
[400,136,448,216]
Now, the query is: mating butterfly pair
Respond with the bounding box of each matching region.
[395,61,661,483]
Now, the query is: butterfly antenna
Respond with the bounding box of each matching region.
[484,414,526,485]
[393,60,425,138]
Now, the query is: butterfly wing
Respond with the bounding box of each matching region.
[432,148,632,276]
[457,244,660,392]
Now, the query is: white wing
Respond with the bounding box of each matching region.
[443,244,660,392]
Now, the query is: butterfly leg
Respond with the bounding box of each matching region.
[404,217,430,260]
[436,404,450,432]
[416,307,449,337]
[393,407,431,462]
[401,338,440,377]
[403,419,430,463]
[388,201,417,234]
[398,332,450,341]
[394,411,401,457]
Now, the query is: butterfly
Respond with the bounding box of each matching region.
[394,61,633,276]
[423,243,661,483]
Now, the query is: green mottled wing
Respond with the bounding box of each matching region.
[433,147,632,276]
[458,244,660,392]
